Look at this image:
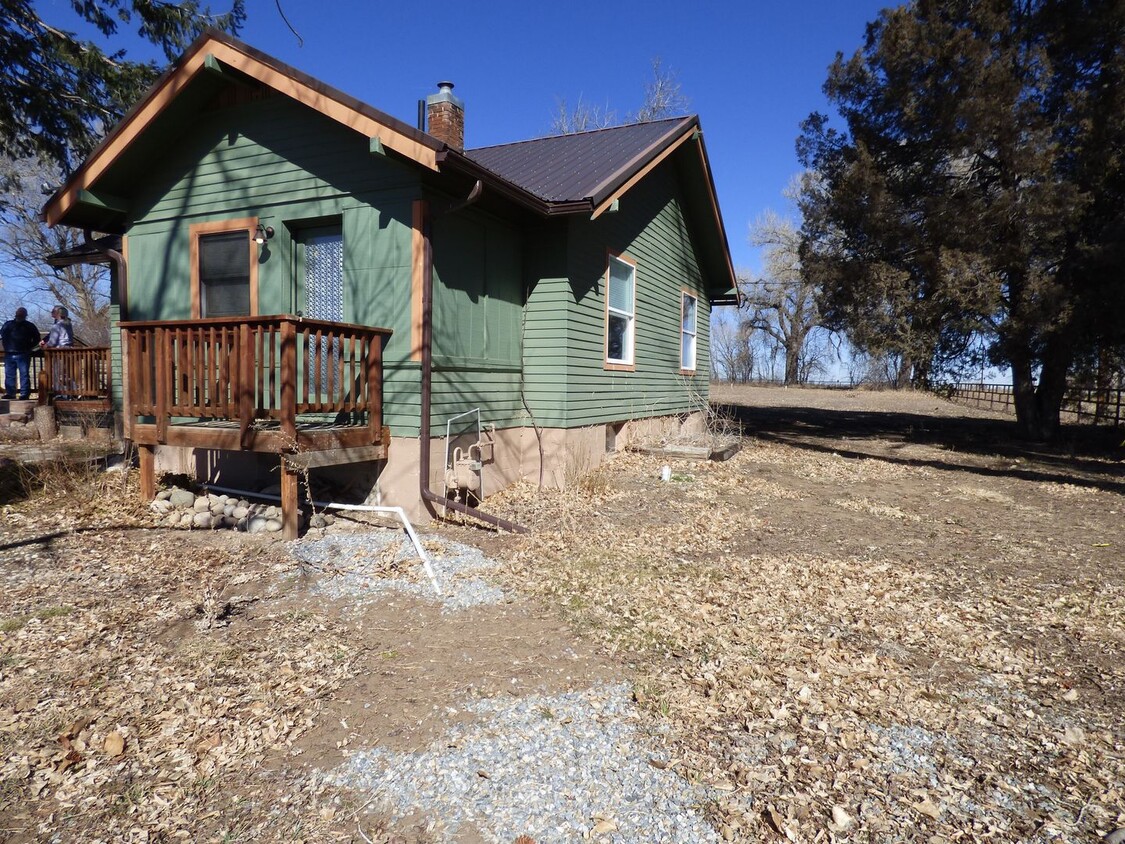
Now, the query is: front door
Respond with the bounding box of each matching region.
[296,225,344,402]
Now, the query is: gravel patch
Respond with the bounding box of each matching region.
[291,530,506,613]
[335,682,719,843]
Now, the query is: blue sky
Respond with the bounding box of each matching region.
[36,0,891,274]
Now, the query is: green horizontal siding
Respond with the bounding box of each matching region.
[559,161,711,428]
[126,93,418,337]
[114,85,719,443]
[519,223,569,428]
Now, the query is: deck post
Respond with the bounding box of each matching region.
[280,460,299,540]
[366,334,382,443]
[138,444,156,501]
[280,319,297,442]
[155,327,169,443]
[238,322,254,449]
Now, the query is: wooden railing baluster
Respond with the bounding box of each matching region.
[119,315,390,446]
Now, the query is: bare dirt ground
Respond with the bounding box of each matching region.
[1,386,1123,842]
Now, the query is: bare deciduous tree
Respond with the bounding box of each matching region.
[631,58,690,123]
[551,57,690,135]
[1,158,110,344]
[710,312,755,383]
[549,96,617,135]
[741,209,825,385]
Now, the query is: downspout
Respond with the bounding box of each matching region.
[83,228,127,320]
[419,181,528,533]
[84,228,129,440]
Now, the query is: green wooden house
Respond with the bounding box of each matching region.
[42,31,737,534]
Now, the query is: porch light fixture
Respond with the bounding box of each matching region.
[254,223,275,244]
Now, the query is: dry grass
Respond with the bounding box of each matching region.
[0,460,367,843]
[2,389,1123,842]
[485,438,1125,842]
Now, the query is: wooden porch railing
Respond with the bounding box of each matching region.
[38,347,111,401]
[0,350,46,397]
[120,315,391,449]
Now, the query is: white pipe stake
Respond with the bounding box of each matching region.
[202,484,442,596]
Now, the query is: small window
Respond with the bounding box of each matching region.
[190,218,258,318]
[199,231,251,317]
[606,255,635,367]
[681,292,697,372]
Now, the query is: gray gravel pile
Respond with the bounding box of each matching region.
[336,682,719,844]
[291,531,506,612]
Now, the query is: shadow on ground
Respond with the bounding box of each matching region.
[718,402,1125,495]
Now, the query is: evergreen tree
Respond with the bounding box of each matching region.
[799,0,1125,438]
[0,0,245,180]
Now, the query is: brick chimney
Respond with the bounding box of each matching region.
[426,81,464,150]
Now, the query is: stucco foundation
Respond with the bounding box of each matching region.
[149,411,702,526]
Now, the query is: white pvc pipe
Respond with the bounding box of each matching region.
[202,484,442,596]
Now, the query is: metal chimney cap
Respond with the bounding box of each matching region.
[427,80,463,109]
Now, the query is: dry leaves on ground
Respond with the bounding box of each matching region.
[0,475,366,842]
[486,443,1125,842]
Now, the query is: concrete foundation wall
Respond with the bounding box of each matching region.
[151,411,701,526]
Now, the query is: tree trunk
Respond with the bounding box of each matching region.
[1011,356,1043,439]
[1034,338,1071,440]
[1010,342,1070,441]
[784,346,800,385]
[1094,344,1111,424]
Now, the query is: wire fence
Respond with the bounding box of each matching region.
[710,378,1125,428]
[941,382,1125,427]
[710,377,856,390]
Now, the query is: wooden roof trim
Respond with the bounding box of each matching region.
[43,46,210,227]
[43,34,439,228]
[589,125,696,220]
[690,133,738,300]
[584,117,696,213]
[204,42,438,171]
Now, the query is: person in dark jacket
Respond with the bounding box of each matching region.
[2,307,42,400]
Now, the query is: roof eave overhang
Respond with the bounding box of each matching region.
[437,149,593,217]
[587,116,699,219]
[41,30,444,229]
[689,128,738,302]
[709,292,741,307]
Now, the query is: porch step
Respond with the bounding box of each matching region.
[0,399,36,425]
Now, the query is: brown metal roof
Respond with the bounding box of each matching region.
[465,117,697,206]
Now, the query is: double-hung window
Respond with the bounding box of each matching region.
[190,218,258,318]
[605,255,636,368]
[681,292,698,372]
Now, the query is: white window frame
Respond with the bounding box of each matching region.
[680,291,698,373]
[605,254,636,370]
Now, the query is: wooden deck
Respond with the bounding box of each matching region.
[1,347,111,408]
[121,315,393,538]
